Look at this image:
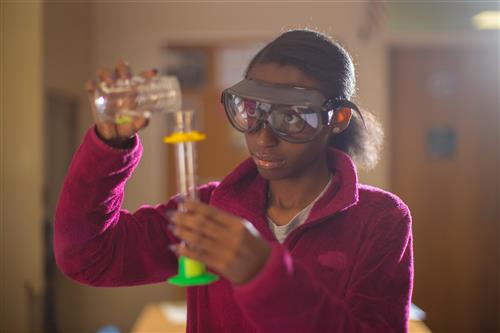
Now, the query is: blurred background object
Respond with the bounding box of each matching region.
[1,1,498,332]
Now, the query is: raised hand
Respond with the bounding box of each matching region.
[85,60,157,147]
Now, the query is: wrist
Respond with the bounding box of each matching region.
[94,126,135,149]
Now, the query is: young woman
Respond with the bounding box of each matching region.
[55,29,413,332]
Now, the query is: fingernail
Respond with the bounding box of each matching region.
[169,244,177,252]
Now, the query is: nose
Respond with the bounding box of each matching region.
[255,121,279,147]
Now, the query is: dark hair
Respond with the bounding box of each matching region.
[245,29,383,169]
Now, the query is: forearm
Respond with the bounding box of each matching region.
[55,126,141,250]
[54,127,178,286]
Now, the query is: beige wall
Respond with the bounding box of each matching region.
[44,2,94,141]
[1,1,44,331]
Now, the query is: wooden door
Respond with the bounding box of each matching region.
[390,46,499,332]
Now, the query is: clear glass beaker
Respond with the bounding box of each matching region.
[93,75,181,124]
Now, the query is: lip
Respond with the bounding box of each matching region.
[252,153,286,169]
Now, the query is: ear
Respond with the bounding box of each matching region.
[331,107,352,134]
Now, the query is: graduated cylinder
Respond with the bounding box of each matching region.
[164,110,218,286]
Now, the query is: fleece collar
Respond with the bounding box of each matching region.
[209,148,359,239]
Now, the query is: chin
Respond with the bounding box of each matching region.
[255,165,294,181]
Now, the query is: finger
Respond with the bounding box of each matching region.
[132,116,149,132]
[139,68,158,80]
[174,205,228,230]
[171,223,221,256]
[96,122,118,140]
[97,67,114,84]
[171,211,227,241]
[175,243,204,262]
[115,60,132,79]
[176,204,260,253]
[175,243,211,265]
[85,80,96,93]
[116,120,135,138]
[177,242,238,280]
[171,216,209,243]
[183,200,238,228]
[175,242,225,271]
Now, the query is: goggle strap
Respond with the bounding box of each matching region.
[327,99,367,130]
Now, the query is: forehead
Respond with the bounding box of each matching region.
[247,63,322,91]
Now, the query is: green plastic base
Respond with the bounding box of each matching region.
[168,273,219,286]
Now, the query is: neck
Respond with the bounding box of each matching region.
[268,157,331,211]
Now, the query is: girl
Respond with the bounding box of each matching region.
[55,29,413,332]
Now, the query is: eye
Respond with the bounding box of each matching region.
[246,102,258,117]
[274,109,306,134]
[284,112,301,124]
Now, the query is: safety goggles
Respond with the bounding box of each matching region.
[221,79,360,143]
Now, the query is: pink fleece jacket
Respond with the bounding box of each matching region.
[55,127,413,333]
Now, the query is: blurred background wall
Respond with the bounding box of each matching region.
[2,2,44,332]
[1,1,498,332]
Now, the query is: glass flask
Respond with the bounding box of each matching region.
[93,75,181,124]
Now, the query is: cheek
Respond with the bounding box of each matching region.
[288,135,330,167]
[283,139,326,164]
[243,130,329,160]
[244,133,255,152]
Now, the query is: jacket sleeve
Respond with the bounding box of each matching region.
[54,126,180,287]
[232,208,413,333]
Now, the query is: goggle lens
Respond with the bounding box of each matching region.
[226,93,323,143]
